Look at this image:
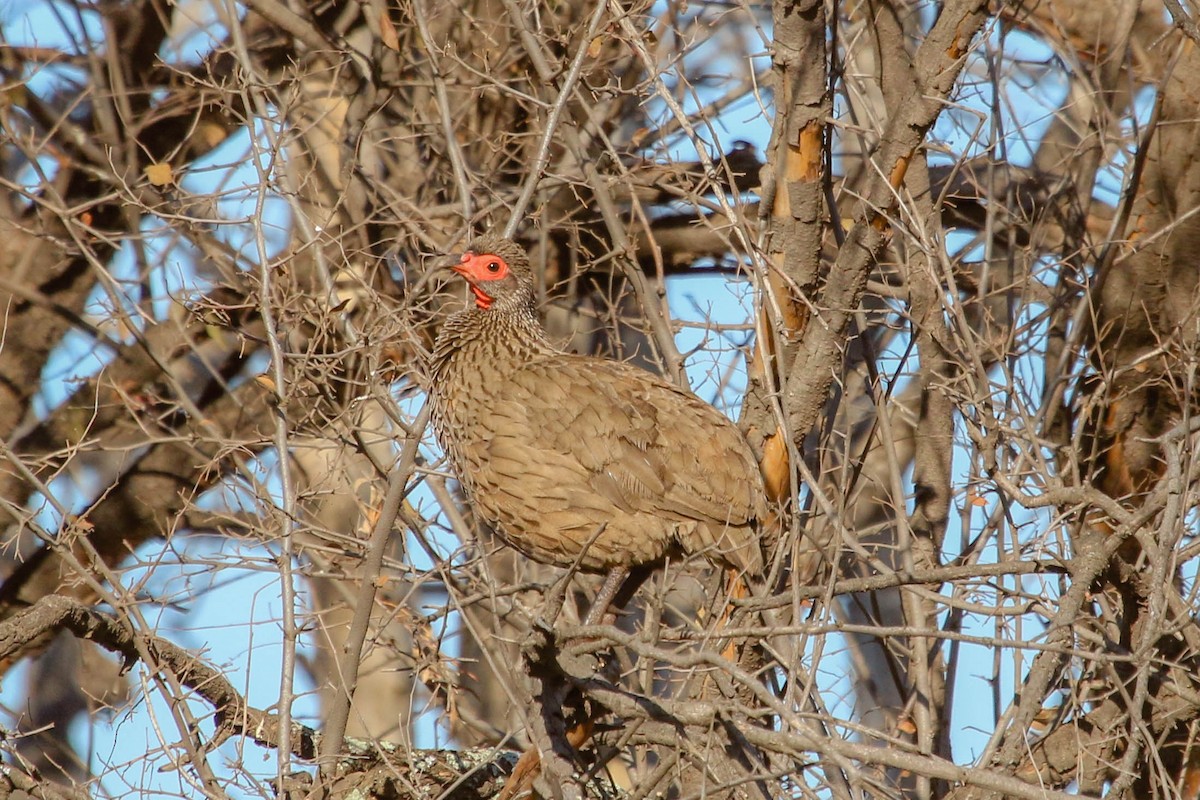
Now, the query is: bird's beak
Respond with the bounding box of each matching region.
[433,254,460,272]
[439,252,474,280]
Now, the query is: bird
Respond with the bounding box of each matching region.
[428,233,767,616]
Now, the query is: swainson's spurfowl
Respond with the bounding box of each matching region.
[428,234,766,601]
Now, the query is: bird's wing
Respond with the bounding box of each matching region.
[488,354,763,528]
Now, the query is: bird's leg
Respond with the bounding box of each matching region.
[578,563,655,634]
[582,566,630,626]
[566,565,650,677]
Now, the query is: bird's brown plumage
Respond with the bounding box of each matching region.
[429,234,765,574]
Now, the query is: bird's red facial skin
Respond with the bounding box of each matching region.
[452,252,510,310]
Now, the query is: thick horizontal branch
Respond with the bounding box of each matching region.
[0,594,318,759]
[0,596,583,800]
[785,558,1063,601]
[0,765,91,800]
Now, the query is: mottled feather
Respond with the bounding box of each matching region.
[429,235,765,573]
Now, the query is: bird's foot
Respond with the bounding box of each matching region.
[522,617,570,671]
[522,618,610,680]
[558,644,612,682]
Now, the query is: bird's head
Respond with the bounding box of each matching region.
[450,235,534,312]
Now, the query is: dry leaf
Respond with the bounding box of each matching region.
[66,515,95,533]
[198,119,230,149]
[144,162,174,186]
[380,10,400,51]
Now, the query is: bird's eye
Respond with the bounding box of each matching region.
[487,261,502,273]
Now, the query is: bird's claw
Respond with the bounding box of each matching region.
[521,619,558,664]
[557,648,605,681]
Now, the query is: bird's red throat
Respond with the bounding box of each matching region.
[468,284,494,310]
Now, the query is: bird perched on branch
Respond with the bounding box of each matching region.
[428,233,767,612]
[428,233,774,800]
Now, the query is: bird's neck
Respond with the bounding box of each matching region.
[431,301,556,381]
